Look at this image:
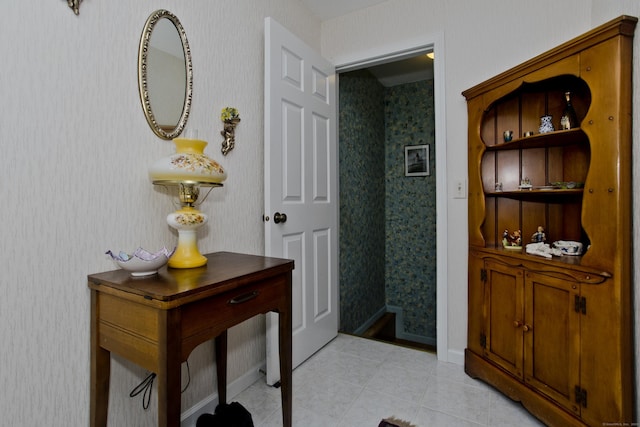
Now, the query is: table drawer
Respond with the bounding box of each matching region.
[99,293,160,339]
[180,275,288,357]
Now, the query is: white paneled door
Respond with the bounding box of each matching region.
[264,17,338,385]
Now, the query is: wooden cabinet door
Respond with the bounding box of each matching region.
[524,271,581,416]
[467,252,485,355]
[483,260,524,379]
[579,280,630,425]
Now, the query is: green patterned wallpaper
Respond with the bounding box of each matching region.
[384,80,437,342]
[339,70,436,344]
[339,70,387,332]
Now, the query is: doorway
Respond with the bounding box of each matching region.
[337,53,437,351]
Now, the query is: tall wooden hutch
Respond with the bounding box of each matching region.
[463,16,636,426]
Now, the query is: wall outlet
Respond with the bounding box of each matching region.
[453,179,467,199]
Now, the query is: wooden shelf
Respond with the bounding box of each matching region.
[470,246,612,282]
[485,128,587,151]
[486,188,583,200]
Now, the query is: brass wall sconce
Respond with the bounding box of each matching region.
[67,0,82,15]
[220,107,240,156]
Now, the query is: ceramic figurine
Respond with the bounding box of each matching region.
[539,115,554,133]
[531,226,546,243]
[502,229,522,248]
[511,230,522,247]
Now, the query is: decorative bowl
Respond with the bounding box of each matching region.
[552,240,583,256]
[106,247,175,276]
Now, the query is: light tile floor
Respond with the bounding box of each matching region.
[234,333,546,426]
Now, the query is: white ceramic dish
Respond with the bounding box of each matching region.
[106,247,175,276]
[552,240,583,256]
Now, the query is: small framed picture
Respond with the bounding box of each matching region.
[404,144,430,177]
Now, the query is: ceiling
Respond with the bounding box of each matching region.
[366,54,434,87]
[298,0,433,86]
[298,0,389,21]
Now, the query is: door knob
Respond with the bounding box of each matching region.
[273,212,287,224]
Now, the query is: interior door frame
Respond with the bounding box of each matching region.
[334,32,449,361]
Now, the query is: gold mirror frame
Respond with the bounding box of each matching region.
[138,10,193,140]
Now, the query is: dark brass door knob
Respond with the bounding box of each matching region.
[273,212,287,224]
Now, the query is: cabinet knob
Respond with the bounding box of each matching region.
[522,324,532,332]
[513,320,523,328]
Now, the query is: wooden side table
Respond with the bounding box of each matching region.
[88,252,294,427]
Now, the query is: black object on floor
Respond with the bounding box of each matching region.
[196,402,254,427]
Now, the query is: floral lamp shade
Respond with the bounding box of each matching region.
[149,138,226,184]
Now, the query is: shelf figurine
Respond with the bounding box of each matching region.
[519,177,532,190]
[531,226,546,243]
[502,229,522,248]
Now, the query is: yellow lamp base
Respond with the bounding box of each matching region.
[166,207,208,269]
[168,232,207,268]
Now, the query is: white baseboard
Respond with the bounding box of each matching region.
[180,361,266,427]
[447,348,465,365]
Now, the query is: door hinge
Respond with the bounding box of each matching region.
[480,333,487,349]
[574,295,586,314]
[574,386,588,408]
[480,268,487,282]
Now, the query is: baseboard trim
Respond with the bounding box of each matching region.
[447,348,464,365]
[386,305,436,347]
[352,306,387,335]
[397,330,436,347]
[180,361,266,426]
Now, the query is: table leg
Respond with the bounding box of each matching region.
[215,331,228,405]
[90,290,110,427]
[279,307,292,427]
[157,310,182,427]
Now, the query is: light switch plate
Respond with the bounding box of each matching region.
[454,179,467,199]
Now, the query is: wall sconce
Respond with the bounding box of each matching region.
[149,137,226,268]
[220,107,240,156]
[67,0,82,15]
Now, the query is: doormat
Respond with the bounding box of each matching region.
[378,417,417,427]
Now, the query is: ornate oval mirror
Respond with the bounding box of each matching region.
[138,10,193,140]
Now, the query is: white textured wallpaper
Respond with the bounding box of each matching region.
[0,1,320,426]
[2,1,639,426]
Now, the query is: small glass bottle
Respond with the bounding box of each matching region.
[560,91,579,130]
